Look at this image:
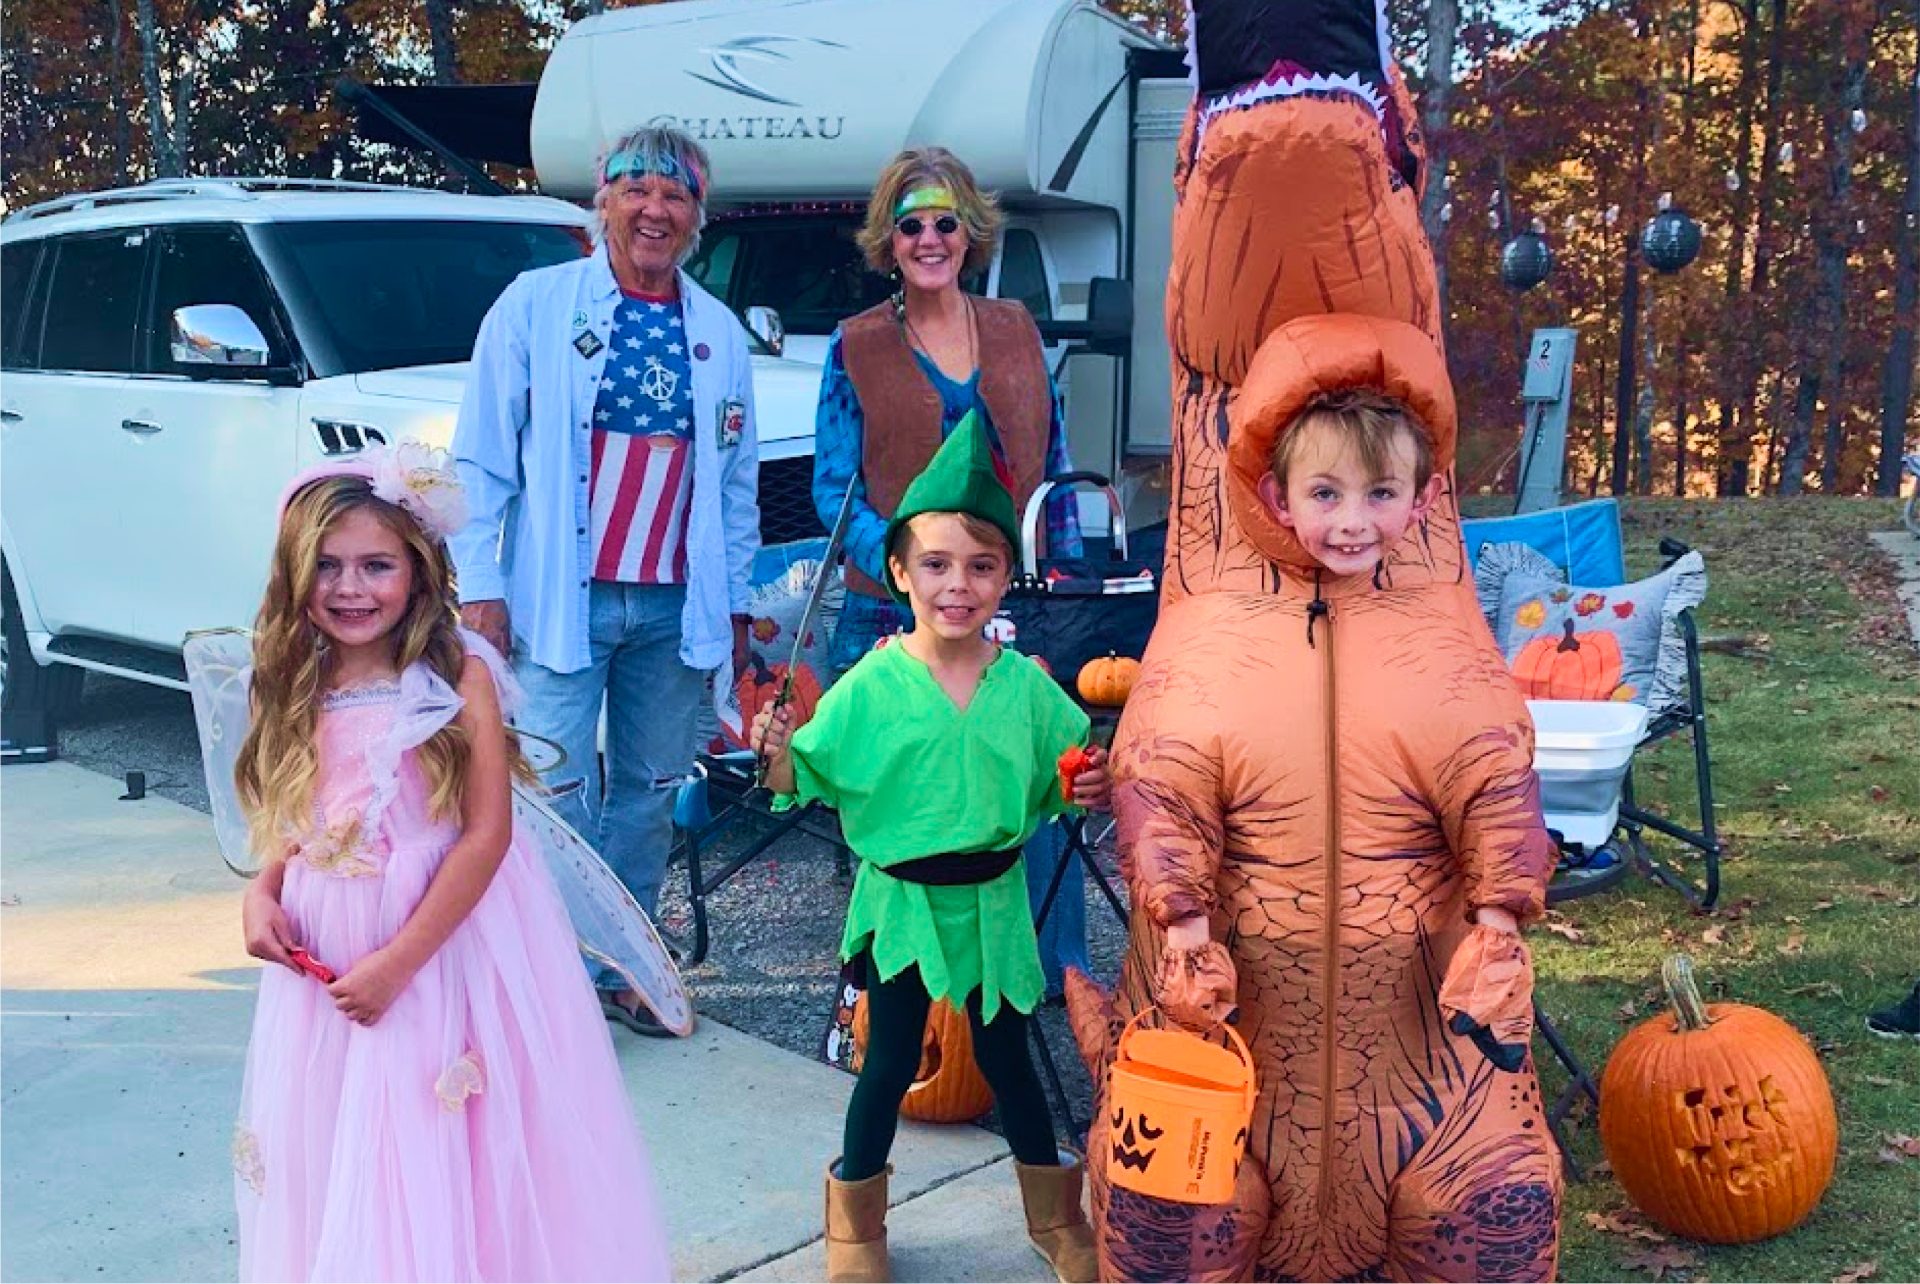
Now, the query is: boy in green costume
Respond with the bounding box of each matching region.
[754,411,1109,1284]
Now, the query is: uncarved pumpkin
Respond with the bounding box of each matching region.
[851,994,994,1124]
[1512,619,1625,700]
[1077,652,1141,707]
[1600,956,1837,1244]
[723,655,823,752]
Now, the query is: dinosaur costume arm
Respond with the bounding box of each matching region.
[1113,690,1227,929]
[1438,715,1556,928]
[1434,702,1557,1068]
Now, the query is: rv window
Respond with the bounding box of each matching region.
[698,217,894,332]
[998,229,1052,324]
[686,231,739,298]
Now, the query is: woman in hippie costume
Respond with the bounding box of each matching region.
[755,413,1110,1284]
[227,444,669,1282]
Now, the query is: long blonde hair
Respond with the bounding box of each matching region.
[234,476,520,855]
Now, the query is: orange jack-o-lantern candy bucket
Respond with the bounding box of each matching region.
[1105,1009,1256,1204]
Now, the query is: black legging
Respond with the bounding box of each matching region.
[840,957,1060,1181]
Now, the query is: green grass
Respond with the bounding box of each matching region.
[1486,498,1920,1282]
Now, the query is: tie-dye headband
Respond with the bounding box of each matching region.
[601,146,706,200]
[894,185,957,218]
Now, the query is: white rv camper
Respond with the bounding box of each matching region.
[531,0,1188,541]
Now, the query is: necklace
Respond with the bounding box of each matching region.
[903,295,977,380]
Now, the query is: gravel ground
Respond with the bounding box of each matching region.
[45,669,1131,1138]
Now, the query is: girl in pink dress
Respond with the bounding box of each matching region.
[230,445,670,1282]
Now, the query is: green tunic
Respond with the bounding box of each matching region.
[780,643,1090,1021]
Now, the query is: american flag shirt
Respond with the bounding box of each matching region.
[589,290,695,583]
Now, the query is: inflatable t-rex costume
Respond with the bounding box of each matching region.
[1064,2,1564,1279]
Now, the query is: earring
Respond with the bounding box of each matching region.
[890,267,905,322]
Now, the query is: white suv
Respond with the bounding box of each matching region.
[0,177,827,728]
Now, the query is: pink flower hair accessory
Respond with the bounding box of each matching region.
[277,442,468,541]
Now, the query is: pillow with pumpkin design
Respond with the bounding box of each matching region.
[1491,550,1706,711]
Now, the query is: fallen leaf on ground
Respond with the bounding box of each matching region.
[1701,924,1728,946]
[1812,900,1836,911]
[1786,981,1844,998]
[1868,785,1890,802]
[1777,932,1807,956]
[1620,1242,1702,1280]
[1584,1210,1670,1243]
[1863,1074,1898,1087]
[1882,1133,1920,1157]
[1832,1261,1879,1284]
[1540,915,1586,943]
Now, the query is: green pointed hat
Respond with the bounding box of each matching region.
[882,410,1023,601]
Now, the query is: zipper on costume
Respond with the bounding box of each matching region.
[1314,572,1342,1229]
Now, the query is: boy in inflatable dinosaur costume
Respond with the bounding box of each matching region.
[1063,2,1564,1280]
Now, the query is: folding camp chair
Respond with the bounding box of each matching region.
[1463,499,1723,911]
[666,753,849,966]
[659,537,853,966]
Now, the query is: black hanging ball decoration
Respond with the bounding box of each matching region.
[1641,207,1703,273]
[1500,231,1553,291]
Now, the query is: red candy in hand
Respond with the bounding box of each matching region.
[288,947,337,984]
[1057,745,1094,804]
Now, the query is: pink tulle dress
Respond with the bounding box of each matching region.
[234,651,670,1282]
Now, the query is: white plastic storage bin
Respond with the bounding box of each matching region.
[1528,699,1651,849]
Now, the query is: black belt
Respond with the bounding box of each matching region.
[884,847,1021,887]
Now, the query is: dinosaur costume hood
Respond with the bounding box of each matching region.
[1224,313,1458,585]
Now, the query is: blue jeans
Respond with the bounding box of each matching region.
[835,589,1090,992]
[512,582,705,987]
[1024,818,1091,996]
[828,590,909,679]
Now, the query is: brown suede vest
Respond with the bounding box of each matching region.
[838,297,1053,598]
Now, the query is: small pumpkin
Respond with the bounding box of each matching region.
[1599,956,1837,1244]
[1076,652,1141,707]
[851,994,994,1124]
[723,655,823,752]
[1512,619,1625,700]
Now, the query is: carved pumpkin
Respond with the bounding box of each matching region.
[851,994,994,1124]
[1600,956,1837,1244]
[1076,652,1141,707]
[1512,619,1625,700]
[723,655,823,752]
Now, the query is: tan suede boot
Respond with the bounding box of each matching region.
[824,1159,892,1284]
[1014,1151,1099,1283]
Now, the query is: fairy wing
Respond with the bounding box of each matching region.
[183,626,694,1035]
[511,784,695,1036]
[182,628,263,877]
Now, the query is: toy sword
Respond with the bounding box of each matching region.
[756,477,858,787]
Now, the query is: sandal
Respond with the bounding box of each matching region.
[600,990,677,1039]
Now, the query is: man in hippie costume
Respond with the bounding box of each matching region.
[451,124,760,1037]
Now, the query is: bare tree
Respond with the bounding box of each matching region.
[1419,0,1459,325]
[136,0,179,176]
[1780,35,1866,495]
[425,0,458,85]
[1876,0,1920,496]
[108,0,130,183]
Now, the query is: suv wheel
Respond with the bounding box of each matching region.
[1,559,87,722]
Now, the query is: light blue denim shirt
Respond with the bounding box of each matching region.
[450,245,760,675]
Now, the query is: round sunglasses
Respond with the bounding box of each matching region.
[895,213,962,238]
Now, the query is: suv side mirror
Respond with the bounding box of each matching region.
[1034,276,1132,357]
[171,304,271,369]
[744,305,785,357]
